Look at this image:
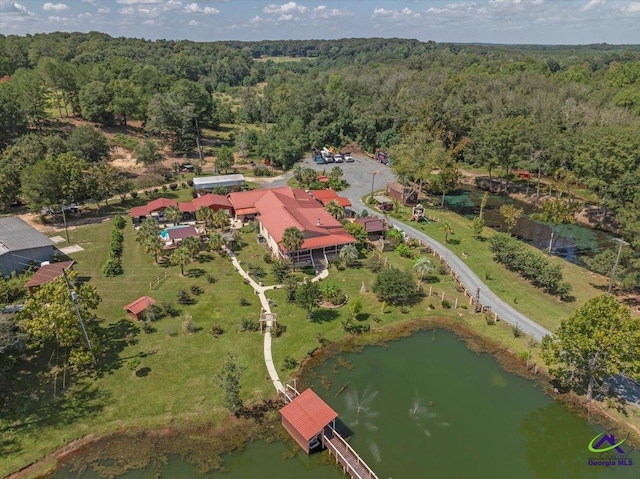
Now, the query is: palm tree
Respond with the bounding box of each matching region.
[339,244,359,267]
[164,205,182,225]
[196,206,213,229]
[325,200,345,220]
[300,168,317,188]
[136,217,159,244]
[440,221,454,243]
[212,209,229,230]
[292,163,303,182]
[170,246,191,276]
[281,226,304,271]
[413,257,434,283]
[208,232,225,254]
[181,236,201,259]
[144,235,164,264]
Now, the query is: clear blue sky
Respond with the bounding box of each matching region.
[1,0,639,44]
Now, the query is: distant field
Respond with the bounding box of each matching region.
[253,56,316,63]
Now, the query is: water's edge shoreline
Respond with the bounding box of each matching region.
[9,317,639,479]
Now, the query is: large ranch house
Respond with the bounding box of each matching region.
[228,187,356,268]
[129,194,232,226]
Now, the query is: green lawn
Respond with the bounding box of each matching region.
[0,211,610,477]
[386,203,612,331]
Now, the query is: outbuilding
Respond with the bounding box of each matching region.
[192,174,245,192]
[123,296,155,321]
[279,388,338,454]
[0,217,55,277]
[24,260,75,294]
[385,182,417,205]
[354,217,387,241]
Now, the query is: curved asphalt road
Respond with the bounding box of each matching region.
[290,154,552,340]
[266,153,638,405]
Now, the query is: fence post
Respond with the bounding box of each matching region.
[429,286,432,297]
[454,298,458,309]
[441,291,445,301]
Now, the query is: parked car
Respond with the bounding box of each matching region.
[325,155,335,163]
[40,203,80,216]
[334,153,343,163]
[344,153,354,162]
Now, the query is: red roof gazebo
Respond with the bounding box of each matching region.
[279,388,338,454]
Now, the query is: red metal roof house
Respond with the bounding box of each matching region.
[279,389,338,454]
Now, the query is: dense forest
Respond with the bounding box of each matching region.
[1,33,639,285]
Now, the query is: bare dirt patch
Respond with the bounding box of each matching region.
[110,147,143,171]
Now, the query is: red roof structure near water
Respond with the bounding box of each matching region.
[280,388,338,442]
[192,193,232,210]
[24,260,75,292]
[166,226,199,241]
[309,189,352,208]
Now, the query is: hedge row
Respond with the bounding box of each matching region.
[103,215,126,277]
[489,233,572,299]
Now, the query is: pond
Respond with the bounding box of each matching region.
[442,185,616,265]
[51,330,637,478]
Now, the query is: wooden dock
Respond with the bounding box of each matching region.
[323,426,379,479]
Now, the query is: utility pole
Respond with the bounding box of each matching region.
[62,270,97,366]
[60,201,70,243]
[370,171,378,200]
[608,238,629,295]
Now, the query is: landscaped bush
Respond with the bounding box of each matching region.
[240,318,259,332]
[271,260,290,283]
[190,285,203,296]
[113,215,126,230]
[247,263,266,280]
[130,191,138,199]
[282,355,299,370]
[161,302,180,317]
[239,297,250,307]
[177,289,193,305]
[209,323,224,336]
[263,253,273,264]
[395,244,413,258]
[441,299,452,309]
[342,317,371,335]
[103,220,125,276]
[206,274,217,284]
[489,233,572,299]
[365,254,385,273]
[321,283,346,306]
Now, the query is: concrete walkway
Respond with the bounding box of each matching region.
[226,247,328,394]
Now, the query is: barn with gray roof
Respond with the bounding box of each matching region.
[0,217,55,277]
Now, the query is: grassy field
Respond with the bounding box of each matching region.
[0,211,624,477]
[386,202,613,331]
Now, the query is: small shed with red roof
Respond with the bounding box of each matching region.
[24,260,75,294]
[279,389,338,454]
[123,296,155,321]
[355,217,387,240]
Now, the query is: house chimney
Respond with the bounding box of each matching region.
[317,218,321,226]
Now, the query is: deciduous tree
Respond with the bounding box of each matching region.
[541,295,640,401]
[214,352,246,415]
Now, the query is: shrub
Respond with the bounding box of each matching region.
[177,289,192,304]
[271,321,284,337]
[247,263,266,279]
[271,260,290,283]
[520,351,530,362]
[263,253,273,264]
[395,244,413,258]
[438,264,448,275]
[113,215,126,229]
[169,183,178,190]
[239,297,250,307]
[141,321,154,334]
[206,274,217,284]
[489,233,572,299]
[209,323,224,336]
[190,285,203,296]
[485,314,496,325]
[342,318,371,335]
[282,355,299,370]
[130,191,138,199]
[365,254,385,273]
[183,316,196,334]
[161,302,180,317]
[102,254,123,277]
[511,323,522,338]
[241,318,259,332]
[441,299,452,309]
[127,357,141,371]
